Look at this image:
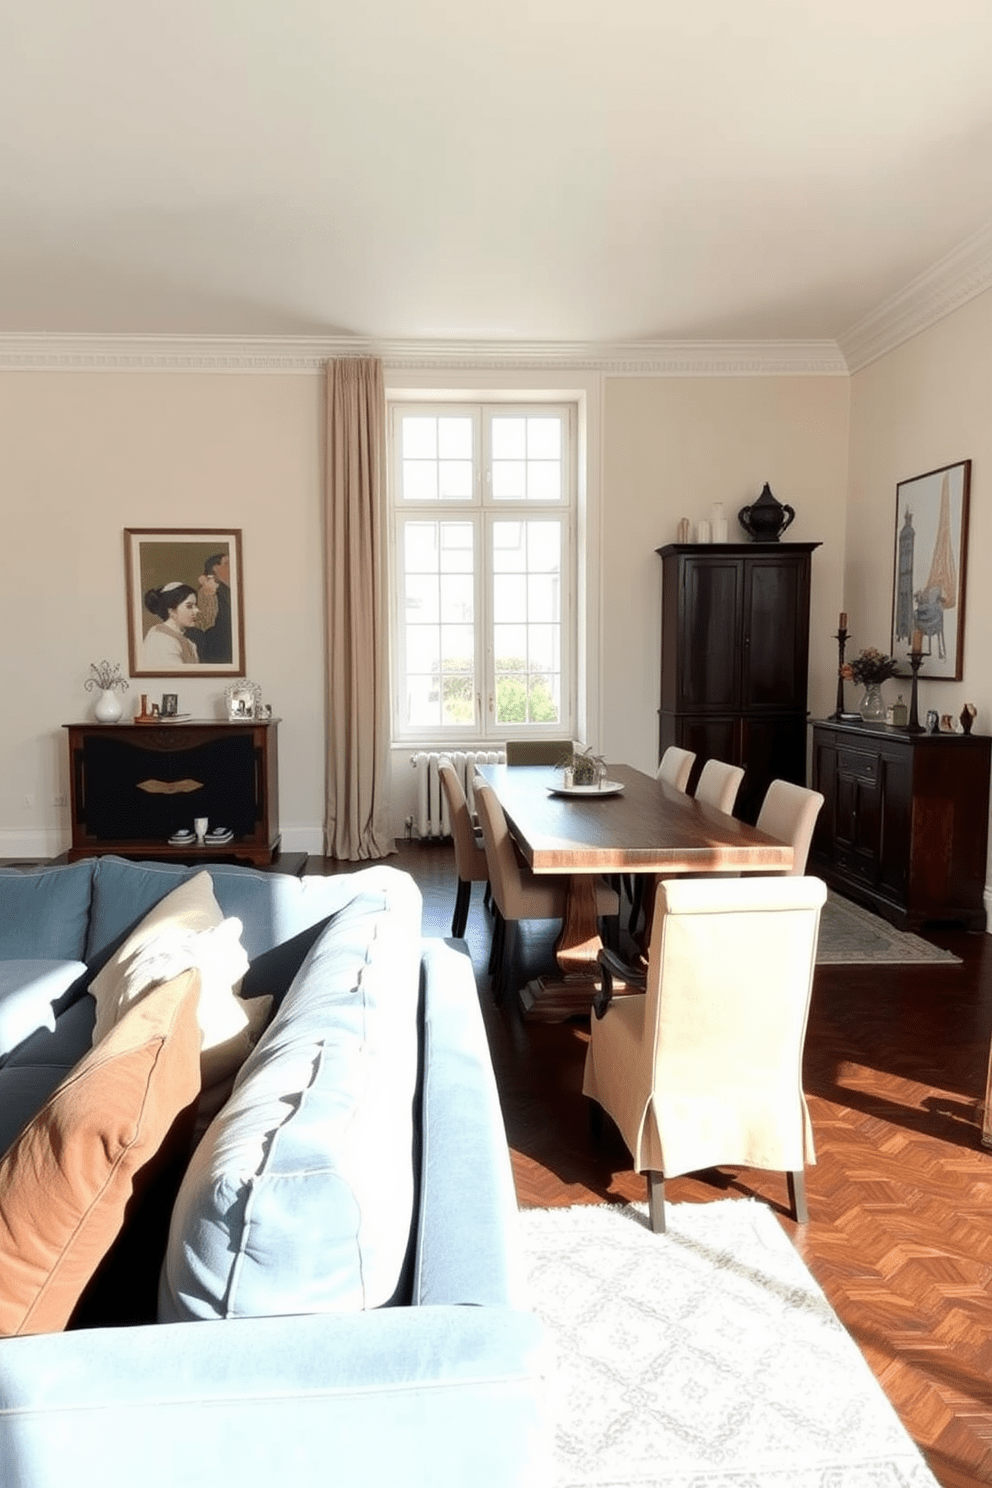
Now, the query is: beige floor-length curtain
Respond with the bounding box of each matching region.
[323,357,394,859]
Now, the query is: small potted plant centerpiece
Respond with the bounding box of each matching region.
[557,743,607,789]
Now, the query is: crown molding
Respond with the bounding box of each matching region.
[0,331,848,377]
[838,223,992,373]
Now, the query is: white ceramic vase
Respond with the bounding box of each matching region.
[94,686,124,723]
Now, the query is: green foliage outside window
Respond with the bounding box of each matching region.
[433,657,559,725]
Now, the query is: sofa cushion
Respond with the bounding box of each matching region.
[85,857,390,1002]
[0,961,88,1064]
[0,968,201,1337]
[0,862,94,961]
[159,866,423,1322]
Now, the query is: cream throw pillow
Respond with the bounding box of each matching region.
[88,872,270,1088]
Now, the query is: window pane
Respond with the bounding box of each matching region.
[527,461,561,502]
[494,623,528,667]
[405,522,440,569]
[492,521,526,572]
[439,573,473,623]
[438,416,473,458]
[528,623,558,671]
[491,417,525,459]
[403,461,438,501]
[528,674,561,723]
[493,572,526,622]
[527,573,557,623]
[406,628,440,673]
[438,459,473,499]
[525,521,562,571]
[527,417,561,460]
[492,460,526,500]
[406,573,439,624]
[494,672,527,725]
[402,418,437,459]
[406,676,440,728]
[440,523,474,571]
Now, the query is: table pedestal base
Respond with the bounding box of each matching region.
[519,974,599,1023]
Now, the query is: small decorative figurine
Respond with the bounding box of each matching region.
[926,709,940,735]
[960,703,977,734]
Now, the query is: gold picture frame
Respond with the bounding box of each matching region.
[125,528,245,678]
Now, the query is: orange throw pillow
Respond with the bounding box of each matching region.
[0,968,201,1337]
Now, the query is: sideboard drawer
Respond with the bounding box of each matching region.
[837,748,879,783]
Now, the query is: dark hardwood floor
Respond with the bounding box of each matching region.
[309,842,992,1487]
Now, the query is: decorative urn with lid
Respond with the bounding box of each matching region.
[737,483,795,542]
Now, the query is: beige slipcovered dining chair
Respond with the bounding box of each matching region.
[505,739,573,766]
[754,779,825,876]
[656,745,696,792]
[587,873,826,1233]
[475,782,620,1004]
[694,758,745,815]
[627,746,698,932]
[438,760,491,938]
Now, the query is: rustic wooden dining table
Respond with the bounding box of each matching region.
[474,761,794,1021]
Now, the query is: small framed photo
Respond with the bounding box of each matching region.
[125,528,245,678]
[224,680,262,720]
[890,461,970,680]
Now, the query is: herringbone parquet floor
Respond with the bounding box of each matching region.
[310,843,992,1487]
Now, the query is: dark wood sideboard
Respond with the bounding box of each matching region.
[63,719,281,866]
[809,718,990,930]
[657,542,819,823]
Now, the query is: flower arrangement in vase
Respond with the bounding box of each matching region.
[840,647,899,723]
[85,660,129,723]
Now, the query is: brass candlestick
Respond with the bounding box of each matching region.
[831,626,849,719]
[907,650,924,732]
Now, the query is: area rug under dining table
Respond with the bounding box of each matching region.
[520,1198,939,1487]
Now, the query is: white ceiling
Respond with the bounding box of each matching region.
[3,2,992,352]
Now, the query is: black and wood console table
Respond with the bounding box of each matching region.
[64,719,281,866]
[809,717,990,930]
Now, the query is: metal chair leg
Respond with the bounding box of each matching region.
[647,1172,666,1233]
[787,1168,808,1223]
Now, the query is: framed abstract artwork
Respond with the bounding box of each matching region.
[890,461,970,680]
[124,528,245,678]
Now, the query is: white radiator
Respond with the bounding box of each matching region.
[409,749,506,838]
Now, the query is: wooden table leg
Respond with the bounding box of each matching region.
[519,875,605,1023]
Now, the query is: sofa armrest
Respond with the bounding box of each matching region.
[0,1307,553,1488]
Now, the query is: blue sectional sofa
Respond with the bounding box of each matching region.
[0,857,552,1488]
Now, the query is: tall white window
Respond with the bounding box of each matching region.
[390,403,574,742]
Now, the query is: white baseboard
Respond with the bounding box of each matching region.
[279,825,325,856]
[0,828,69,860]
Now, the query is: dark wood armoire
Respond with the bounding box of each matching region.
[657,542,819,823]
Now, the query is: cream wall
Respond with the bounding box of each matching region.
[600,375,851,774]
[847,287,992,903]
[0,370,326,857]
[2,361,855,858]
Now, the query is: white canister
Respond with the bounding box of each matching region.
[696,518,711,543]
[710,502,729,543]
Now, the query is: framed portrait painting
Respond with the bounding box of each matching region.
[125,528,246,678]
[890,460,971,681]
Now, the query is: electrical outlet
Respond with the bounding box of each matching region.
[53,793,66,808]
[23,793,34,809]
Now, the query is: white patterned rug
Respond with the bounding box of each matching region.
[520,1199,939,1487]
